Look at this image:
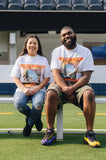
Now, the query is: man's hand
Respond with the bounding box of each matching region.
[62,86,74,96]
[62,86,76,102]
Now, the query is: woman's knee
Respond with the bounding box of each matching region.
[14,97,25,110]
[33,102,43,110]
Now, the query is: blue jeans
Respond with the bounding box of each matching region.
[14,89,45,126]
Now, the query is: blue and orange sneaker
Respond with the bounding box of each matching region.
[41,129,56,145]
[84,130,100,148]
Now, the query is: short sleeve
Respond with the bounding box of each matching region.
[51,48,60,70]
[43,58,51,78]
[10,57,21,78]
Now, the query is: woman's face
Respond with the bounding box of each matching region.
[26,38,39,56]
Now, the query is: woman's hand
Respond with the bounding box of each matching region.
[28,86,41,95]
[23,87,33,96]
[23,86,41,96]
[23,87,39,96]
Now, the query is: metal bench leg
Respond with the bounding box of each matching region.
[57,105,63,140]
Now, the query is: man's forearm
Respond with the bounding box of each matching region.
[52,69,67,89]
[71,74,91,91]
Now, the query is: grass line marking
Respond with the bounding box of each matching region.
[78,113,106,115]
[42,112,46,115]
[0,128,106,132]
[0,112,46,115]
[0,113,14,115]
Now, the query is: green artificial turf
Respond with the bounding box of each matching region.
[0,103,106,160]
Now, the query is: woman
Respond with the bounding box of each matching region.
[11,35,50,137]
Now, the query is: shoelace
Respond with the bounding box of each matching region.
[44,129,55,139]
[88,132,96,141]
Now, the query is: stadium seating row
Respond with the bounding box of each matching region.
[0,0,106,11]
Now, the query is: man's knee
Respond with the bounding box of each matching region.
[83,89,95,102]
[46,90,57,102]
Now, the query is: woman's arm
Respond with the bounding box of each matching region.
[13,77,32,96]
[31,77,50,95]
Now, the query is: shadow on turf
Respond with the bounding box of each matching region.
[0,133,106,148]
[55,134,106,148]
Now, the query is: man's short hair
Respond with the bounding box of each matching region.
[60,26,75,34]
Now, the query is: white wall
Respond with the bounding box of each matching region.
[0,32,9,52]
[0,65,106,84]
[0,31,106,84]
[0,32,9,64]
[16,32,106,63]
[0,65,13,83]
[90,65,106,83]
[1,31,106,64]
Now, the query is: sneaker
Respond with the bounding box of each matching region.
[23,117,33,137]
[84,130,100,148]
[41,129,56,145]
[35,117,43,131]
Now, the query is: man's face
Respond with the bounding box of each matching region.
[60,28,77,49]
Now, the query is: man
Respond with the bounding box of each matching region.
[41,26,100,148]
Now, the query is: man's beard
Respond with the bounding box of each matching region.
[62,36,77,49]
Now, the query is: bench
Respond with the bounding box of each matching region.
[0,96,106,140]
[0,65,106,139]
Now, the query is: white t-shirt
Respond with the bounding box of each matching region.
[11,54,50,92]
[51,44,94,83]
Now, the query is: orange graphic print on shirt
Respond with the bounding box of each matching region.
[20,64,45,86]
[59,57,83,83]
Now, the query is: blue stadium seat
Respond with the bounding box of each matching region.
[0,0,7,10]
[24,0,40,10]
[91,44,106,59]
[8,0,21,2]
[56,0,72,10]
[88,0,103,10]
[40,0,55,10]
[72,0,87,10]
[103,0,106,10]
[8,0,23,10]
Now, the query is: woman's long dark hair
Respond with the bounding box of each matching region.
[19,35,44,57]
